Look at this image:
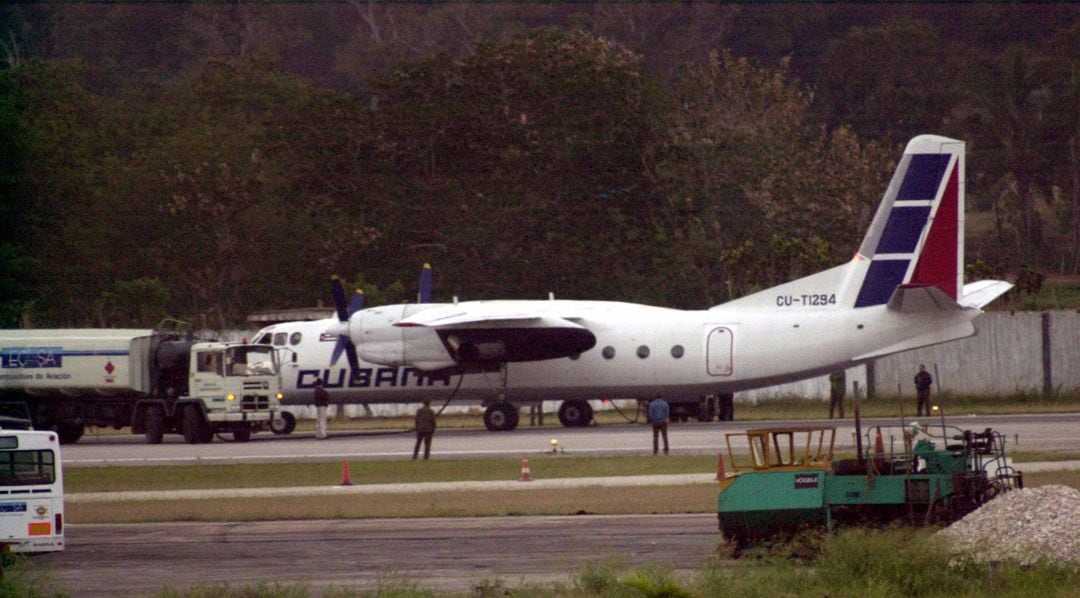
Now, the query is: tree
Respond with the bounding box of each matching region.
[656,51,891,303]
[813,18,954,147]
[364,29,669,302]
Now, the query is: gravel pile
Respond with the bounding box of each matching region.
[939,485,1080,566]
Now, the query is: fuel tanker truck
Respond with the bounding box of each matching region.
[0,329,282,444]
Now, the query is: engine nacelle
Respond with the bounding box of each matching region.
[352,304,456,370]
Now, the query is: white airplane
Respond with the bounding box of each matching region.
[255,135,1012,434]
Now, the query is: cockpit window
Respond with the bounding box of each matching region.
[272,332,287,347]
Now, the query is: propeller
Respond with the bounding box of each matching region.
[328,276,362,371]
[418,262,433,303]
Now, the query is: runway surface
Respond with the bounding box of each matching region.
[62,412,1080,466]
[44,514,719,596]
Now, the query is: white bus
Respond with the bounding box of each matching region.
[0,431,63,552]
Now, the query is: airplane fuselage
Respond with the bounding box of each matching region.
[260,296,974,405]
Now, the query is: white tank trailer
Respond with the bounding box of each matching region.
[0,329,282,444]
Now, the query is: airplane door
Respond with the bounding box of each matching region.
[706,327,733,376]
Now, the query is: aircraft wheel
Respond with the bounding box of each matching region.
[558,400,592,427]
[483,403,518,432]
[145,405,165,445]
[697,398,716,422]
[271,411,296,435]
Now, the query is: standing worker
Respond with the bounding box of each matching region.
[914,364,933,417]
[647,396,670,455]
[829,370,846,419]
[413,400,437,460]
[313,378,329,439]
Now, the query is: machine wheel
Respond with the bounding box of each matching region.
[56,422,85,445]
[182,405,212,444]
[145,405,166,445]
[232,427,252,443]
[483,403,519,432]
[558,400,593,427]
[271,411,296,435]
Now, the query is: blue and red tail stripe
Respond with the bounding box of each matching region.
[854,146,960,308]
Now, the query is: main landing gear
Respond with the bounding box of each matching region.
[483,402,520,432]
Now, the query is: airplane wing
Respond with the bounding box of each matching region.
[394,303,585,329]
[394,304,596,363]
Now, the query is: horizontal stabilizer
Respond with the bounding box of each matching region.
[960,280,1013,309]
[886,284,963,313]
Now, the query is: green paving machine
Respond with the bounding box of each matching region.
[716,420,1023,548]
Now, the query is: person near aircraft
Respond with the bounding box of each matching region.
[648,396,670,455]
[313,378,329,439]
[829,370,846,419]
[914,364,933,417]
[413,400,437,460]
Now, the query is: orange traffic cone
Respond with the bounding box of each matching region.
[340,459,354,486]
[716,453,726,480]
[519,457,533,482]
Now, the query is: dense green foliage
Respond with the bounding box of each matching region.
[3,5,1080,326]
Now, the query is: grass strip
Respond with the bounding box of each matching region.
[65,454,718,493]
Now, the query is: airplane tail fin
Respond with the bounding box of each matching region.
[849,134,965,308]
[717,135,1001,311]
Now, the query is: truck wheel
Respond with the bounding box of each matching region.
[271,412,296,435]
[182,405,212,444]
[56,422,85,445]
[145,406,165,444]
[232,427,252,442]
[483,403,518,432]
[558,400,592,427]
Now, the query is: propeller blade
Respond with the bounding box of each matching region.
[418,263,433,303]
[328,276,361,371]
[347,289,365,316]
[330,276,349,322]
[343,340,360,372]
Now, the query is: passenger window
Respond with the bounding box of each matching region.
[289,332,302,346]
[637,345,650,359]
[671,345,684,358]
[602,346,615,359]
